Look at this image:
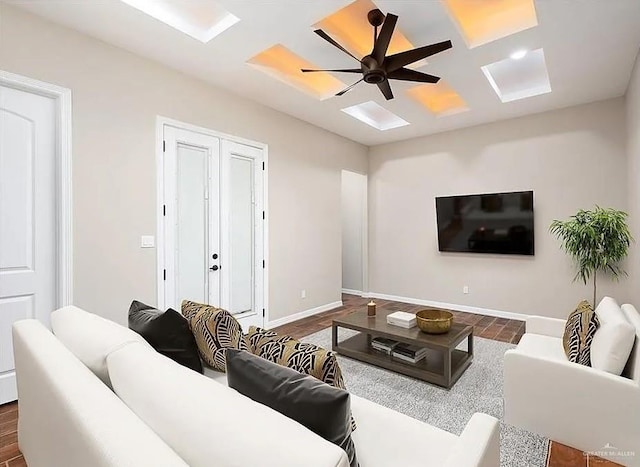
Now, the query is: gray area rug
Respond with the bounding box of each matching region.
[302,328,549,467]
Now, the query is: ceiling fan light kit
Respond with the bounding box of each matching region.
[302,8,452,100]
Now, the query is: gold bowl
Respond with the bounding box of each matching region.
[416,309,453,334]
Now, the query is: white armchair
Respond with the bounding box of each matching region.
[443,413,500,467]
[504,303,640,467]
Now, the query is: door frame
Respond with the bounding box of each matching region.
[155,116,269,323]
[0,70,73,310]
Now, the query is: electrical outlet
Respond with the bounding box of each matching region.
[463,285,469,294]
[301,289,306,299]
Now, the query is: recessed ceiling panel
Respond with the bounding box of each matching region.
[442,0,538,48]
[341,101,410,131]
[481,48,551,103]
[407,82,468,116]
[314,0,421,62]
[247,45,346,100]
[119,0,239,43]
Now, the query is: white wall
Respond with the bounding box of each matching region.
[368,98,629,319]
[627,50,640,307]
[341,170,367,293]
[0,4,368,325]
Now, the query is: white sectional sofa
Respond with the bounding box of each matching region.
[504,297,640,467]
[13,305,501,467]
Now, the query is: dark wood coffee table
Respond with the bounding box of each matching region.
[332,308,473,389]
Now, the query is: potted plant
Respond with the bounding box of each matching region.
[550,206,633,307]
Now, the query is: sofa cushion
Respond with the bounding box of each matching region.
[181,300,248,372]
[51,305,151,388]
[203,365,229,384]
[226,349,358,467]
[516,333,568,362]
[590,297,635,375]
[107,342,350,467]
[128,300,203,373]
[562,300,599,366]
[350,394,457,467]
[247,327,356,431]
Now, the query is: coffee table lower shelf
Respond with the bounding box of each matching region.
[333,332,472,389]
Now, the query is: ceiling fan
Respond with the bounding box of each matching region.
[301,8,452,100]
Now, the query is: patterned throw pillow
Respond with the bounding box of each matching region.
[563,300,600,366]
[246,326,356,431]
[181,300,248,372]
[246,326,295,354]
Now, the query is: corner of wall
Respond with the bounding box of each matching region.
[625,48,640,306]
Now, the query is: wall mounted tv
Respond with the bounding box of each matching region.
[435,191,534,256]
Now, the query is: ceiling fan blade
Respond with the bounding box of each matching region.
[384,40,452,73]
[314,29,360,62]
[336,78,364,96]
[371,13,398,64]
[387,68,440,83]
[377,80,394,100]
[301,68,362,73]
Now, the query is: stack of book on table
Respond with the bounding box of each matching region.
[370,338,428,364]
[370,337,398,355]
[391,343,428,364]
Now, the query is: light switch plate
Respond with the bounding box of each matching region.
[140,235,155,248]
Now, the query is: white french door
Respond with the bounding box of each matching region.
[221,140,265,328]
[0,85,57,404]
[163,127,221,309]
[160,123,265,329]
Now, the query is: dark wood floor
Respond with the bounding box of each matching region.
[0,294,618,467]
[0,403,23,466]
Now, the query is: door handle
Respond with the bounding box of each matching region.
[210,265,219,271]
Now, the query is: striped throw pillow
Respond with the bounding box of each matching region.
[563,300,599,366]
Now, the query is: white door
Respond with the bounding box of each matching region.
[163,127,221,309]
[160,125,265,328]
[221,140,264,329]
[0,85,57,404]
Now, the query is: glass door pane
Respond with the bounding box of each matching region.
[176,144,208,304]
[229,156,254,314]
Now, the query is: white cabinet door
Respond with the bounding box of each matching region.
[0,85,57,404]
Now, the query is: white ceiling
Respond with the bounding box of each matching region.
[8,0,640,146]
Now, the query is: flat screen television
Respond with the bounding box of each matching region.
[435,190,534,255]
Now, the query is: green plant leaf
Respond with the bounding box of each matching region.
[550,207,633,288]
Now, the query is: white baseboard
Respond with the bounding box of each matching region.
[266,300,343,329]
[342,288,365,296]
[367,292,527,322]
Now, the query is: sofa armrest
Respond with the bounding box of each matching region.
[504,349,640,457]
[525,316,565,338]
[443,413,500,467]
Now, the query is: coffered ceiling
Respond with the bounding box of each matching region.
[6,0,640,145]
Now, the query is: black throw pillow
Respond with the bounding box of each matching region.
[128,300,203,374]
[226,349,358,467]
